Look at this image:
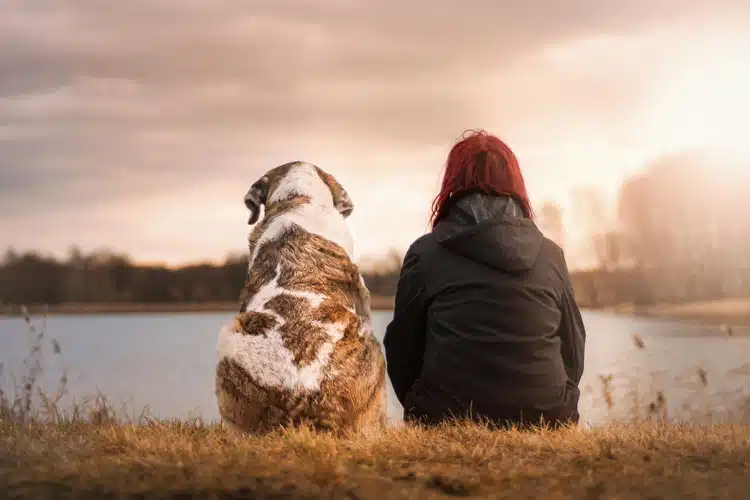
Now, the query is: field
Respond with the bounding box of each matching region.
[2,418,749,499]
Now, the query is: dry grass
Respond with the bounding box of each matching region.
[2,307,750,498]
[0,419,748,499]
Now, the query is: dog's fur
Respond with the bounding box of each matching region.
[215,161,387,435]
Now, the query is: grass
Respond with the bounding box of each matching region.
[3,419,750,498]
[2,308,750,498]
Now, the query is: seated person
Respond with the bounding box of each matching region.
[384,130,586,428]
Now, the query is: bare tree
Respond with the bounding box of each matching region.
[616,150,750,304]
[569,186,610,269]
[536,202,565,248]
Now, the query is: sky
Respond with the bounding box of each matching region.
[2,1,750,269]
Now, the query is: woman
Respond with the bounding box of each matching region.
[383,130,586,428]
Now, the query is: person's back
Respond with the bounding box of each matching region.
[383,130,585,428]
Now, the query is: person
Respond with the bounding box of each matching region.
[383,129,586,428]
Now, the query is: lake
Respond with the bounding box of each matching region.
[1,310,749,427]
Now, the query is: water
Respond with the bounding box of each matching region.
[1,310,748,426]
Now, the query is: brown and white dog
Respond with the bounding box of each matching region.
[215,161,387,435]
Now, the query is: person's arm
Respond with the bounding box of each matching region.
[383,246,428,405]
[557,253,586,385]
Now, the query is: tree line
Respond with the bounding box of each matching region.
[3,151,748,309]
[0,247,402,307]
[537,151,750,307]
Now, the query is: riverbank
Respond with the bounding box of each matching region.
[4,297,750,328]
[603,297,750,326]
[1,420,748,499]
[0,296,396,316]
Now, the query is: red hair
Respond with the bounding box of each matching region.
[430,129,533,228]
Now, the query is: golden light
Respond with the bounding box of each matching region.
[638,37,750,169]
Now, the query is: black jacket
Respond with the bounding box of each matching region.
[383,192,586,427]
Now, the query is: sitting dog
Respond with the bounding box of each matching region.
[215,161,387,435]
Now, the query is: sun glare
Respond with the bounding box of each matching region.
[640,42,750,166]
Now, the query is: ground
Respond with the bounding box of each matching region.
[638,297,750,325]
[601,297,750,326]
[1,420,749,499]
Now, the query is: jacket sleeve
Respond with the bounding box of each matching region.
[383,246,428,405]
[557,253,586,385]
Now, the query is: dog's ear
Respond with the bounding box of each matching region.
[244,176,270,225]
[318,170,354,217]
[334,188,354,218]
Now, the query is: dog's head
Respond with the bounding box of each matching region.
[244,162,353,225]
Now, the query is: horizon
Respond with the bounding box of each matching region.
[3,2,750,271]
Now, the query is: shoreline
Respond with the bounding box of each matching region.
[3,297,750,327]
[0,296,396,317]
[589,297,750,326]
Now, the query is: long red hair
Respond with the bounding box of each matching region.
[429,129,533,228]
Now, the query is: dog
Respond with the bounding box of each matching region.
[215,161,387,435]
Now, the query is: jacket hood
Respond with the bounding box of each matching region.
[433,191,544,272]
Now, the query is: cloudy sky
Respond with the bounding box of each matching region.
[2,1,750,269]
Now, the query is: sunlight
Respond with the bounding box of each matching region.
[640,41,750,165]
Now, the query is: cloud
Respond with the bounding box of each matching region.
[2,0,749,261]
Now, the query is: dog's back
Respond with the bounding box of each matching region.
[216,162,386,434]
